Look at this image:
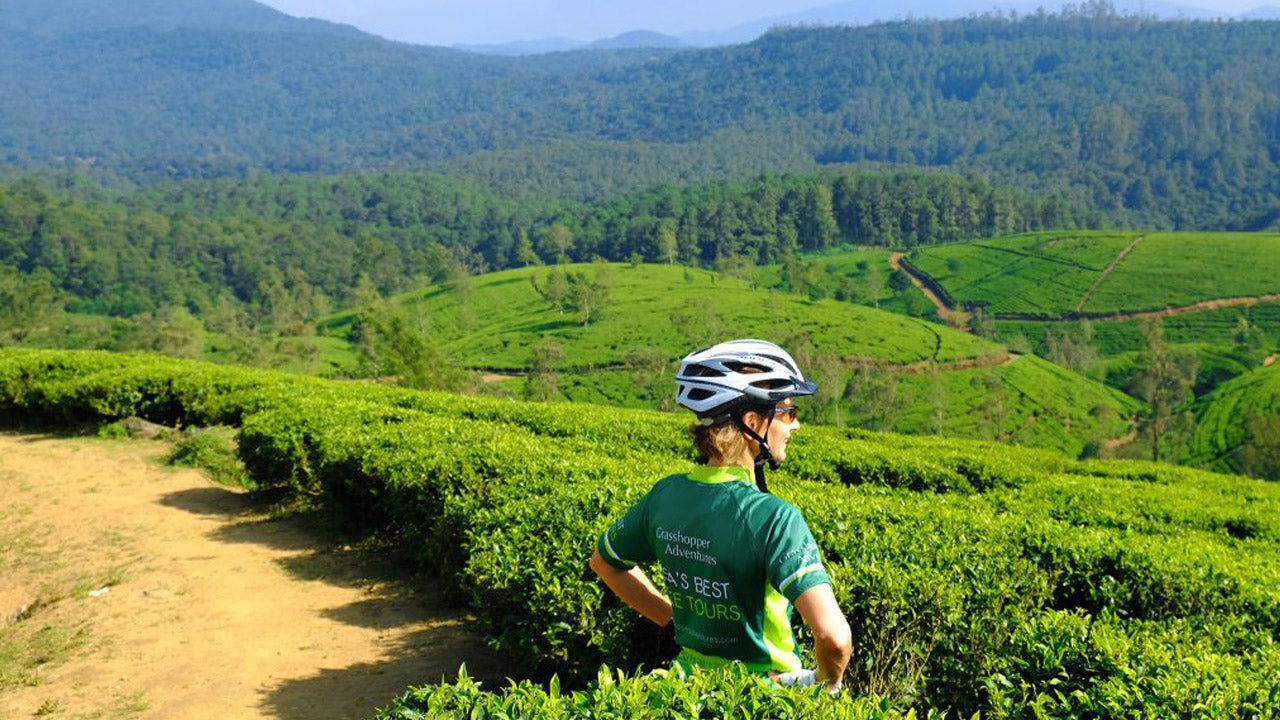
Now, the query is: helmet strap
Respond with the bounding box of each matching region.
[732,410,779,494]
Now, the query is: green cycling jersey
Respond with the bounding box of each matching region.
[597,464,830,673]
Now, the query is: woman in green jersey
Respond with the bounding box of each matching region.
[590,339,851,692]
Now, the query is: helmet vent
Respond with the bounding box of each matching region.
[682,364,724,378]
[686,388,715,401]
[723,361,767,374]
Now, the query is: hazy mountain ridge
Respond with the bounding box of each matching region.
[0,0,369,39]
[457,30,688,55]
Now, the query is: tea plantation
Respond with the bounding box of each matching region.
[1188,361,1280,474]
[322,262,1139,458]
[4,348,1279,718]
[910,231,1280,317]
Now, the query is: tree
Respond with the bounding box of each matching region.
[624,347,673,410]
[1239,407,1280,481]
[655,220,678,265]
[523,337,564,401]
[0,267,61,345]
[974,370,1010,441]
[1230,314,1268,367]
[806,351,846,426]
[862,261,885,309]
[1128,319,1198,463]
[845,365,903,432]
[515,228,540,267]
[1044,321,1100,379]
[563,263,613,326]
[448,262,475,332]
[545,222,574,263]
[356,302,467,391]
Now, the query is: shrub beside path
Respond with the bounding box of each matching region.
[0,432,507,720]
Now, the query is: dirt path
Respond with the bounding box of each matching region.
[889,253,969,330]
[1265,354,1276,368]
[1075,235,1145,312]
[1053,292,1280,323]
[0,433,508,720]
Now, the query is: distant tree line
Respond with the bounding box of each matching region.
[3,8,1278,227]
[0,167,1083,327]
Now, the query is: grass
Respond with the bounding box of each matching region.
[1085,232,1280,312]
[162,425,252,488]
[308,261,1152,456]
[910,231,1280,316]
[322,262,995,370]
[910,231,1136,314]
[995,300,1280,357]
[1188,362,1280,473]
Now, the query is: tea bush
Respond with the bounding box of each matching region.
[4,349,1280,716]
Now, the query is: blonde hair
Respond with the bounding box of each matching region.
[690,411,773,465]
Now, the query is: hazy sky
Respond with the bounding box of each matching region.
[256,0,1269,46]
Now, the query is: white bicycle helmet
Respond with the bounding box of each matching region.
[675,339,817,424]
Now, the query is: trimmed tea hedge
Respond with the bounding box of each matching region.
[3,348,1279,718]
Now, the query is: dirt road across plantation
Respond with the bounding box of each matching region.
[1075,235,1145,312]
[0,433,508,720]
[888,253,968,330]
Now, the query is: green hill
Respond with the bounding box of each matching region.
[325,262,1139,457]
[1188,361,1280,475]
[905,232,1280,373]
[910,231,1280,317]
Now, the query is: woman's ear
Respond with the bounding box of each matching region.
[740,409,767,435]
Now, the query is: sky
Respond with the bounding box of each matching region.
[256,0,1270,46]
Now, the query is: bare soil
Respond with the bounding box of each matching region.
[889,253,969,330]
[0,433,509,720]
[1075,235,1145,312]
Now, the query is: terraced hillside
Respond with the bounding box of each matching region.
[910,232,1280,318]
[1189,361,1280,474]
[906,231,1280,356]
[322,262,1139,457]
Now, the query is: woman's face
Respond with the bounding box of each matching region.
[746,402,800,462]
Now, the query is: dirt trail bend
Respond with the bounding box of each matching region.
[1075,235,1145,312]
[889,253,969,330]
[0,433,507,720]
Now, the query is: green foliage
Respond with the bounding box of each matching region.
[163,426,251,488]
[1127,320,1198,463]
[1189,363,1280,474]
[4,11,1280,228]
[915,231,1280,317]
[378,665,915,720]
[3,349,1279,716]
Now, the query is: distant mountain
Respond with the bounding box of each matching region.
[3,9,1279,231]
[678,0,1233,46]
[0,0,369,39]
[455,36,584,55]
[1243,5,1280,18]
[584,30,688,50]
[458,29,688,56]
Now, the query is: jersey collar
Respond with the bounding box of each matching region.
[688,465,754,484]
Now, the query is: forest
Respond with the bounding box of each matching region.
[0,7,1277,228]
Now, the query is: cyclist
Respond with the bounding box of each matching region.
[589,339,851,692]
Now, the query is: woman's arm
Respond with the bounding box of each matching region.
[589,548,673,627]
[793,583,852,690]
